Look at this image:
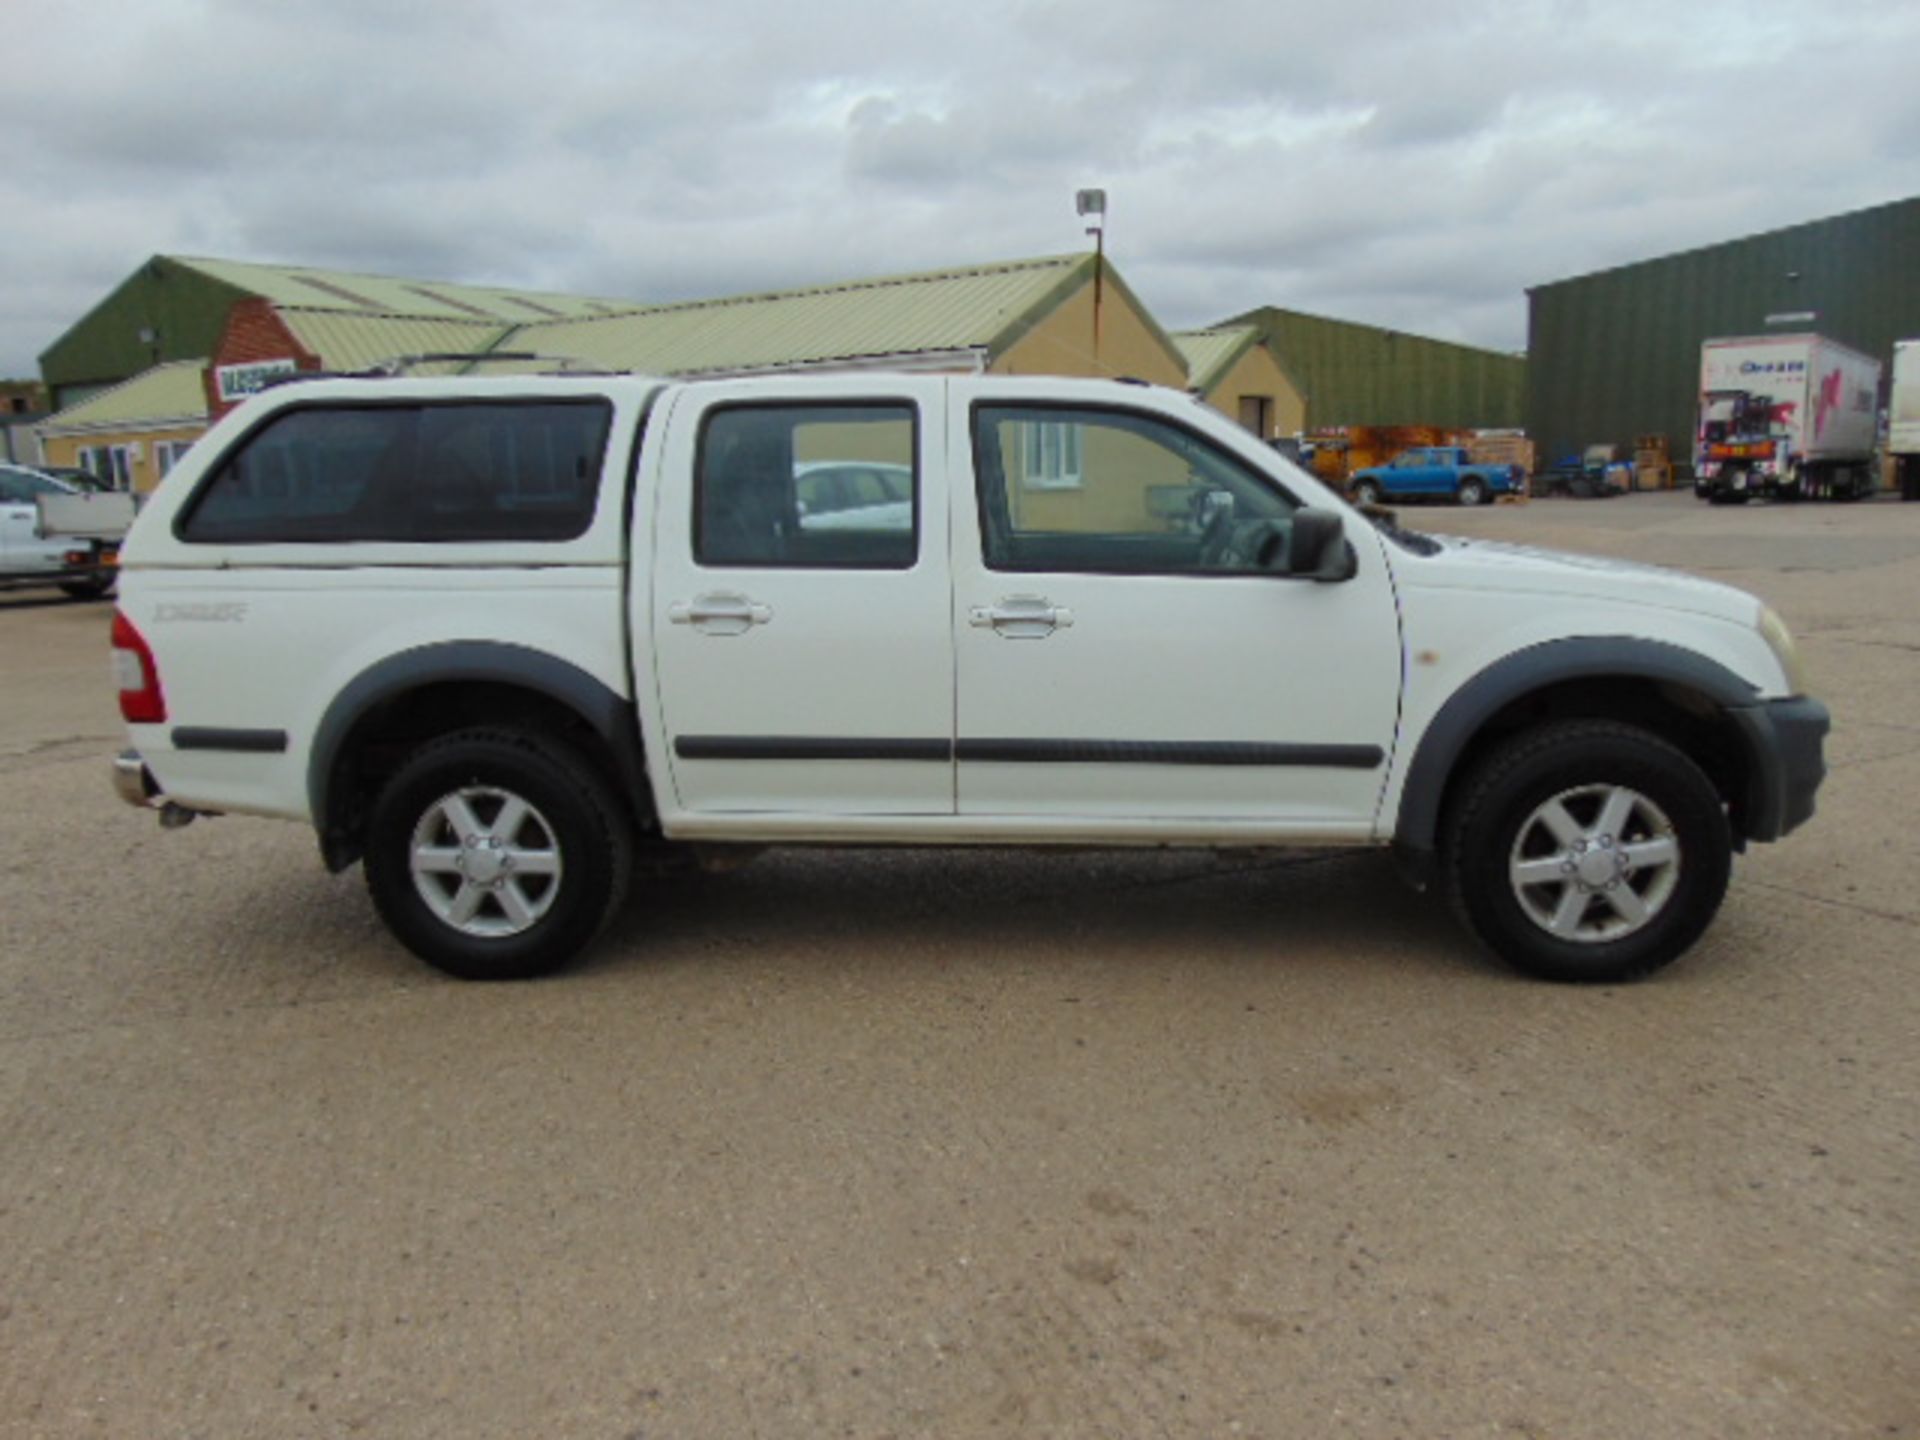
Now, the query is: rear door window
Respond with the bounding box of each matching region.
[695,403,917,569]
[179,400,611,543]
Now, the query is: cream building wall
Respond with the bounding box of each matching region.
[992,277,1187,387]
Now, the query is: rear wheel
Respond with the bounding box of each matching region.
[1457,477,1487,506]
[1444,721,1731,982]
[365,728,633,980]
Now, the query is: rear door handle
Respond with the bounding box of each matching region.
[968,595,1074,639]
[668,592,774,636]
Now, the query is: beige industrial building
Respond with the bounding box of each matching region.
[34,252,1306,490]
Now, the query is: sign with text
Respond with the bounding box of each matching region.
[215,359,298,403]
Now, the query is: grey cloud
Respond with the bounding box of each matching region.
[5,0,1920,376]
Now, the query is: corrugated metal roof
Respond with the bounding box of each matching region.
[1223,305,1526,428]
[1172,326,1260,395]
[279,311,516,371]
[503,254,1093,376]
[39,359,208,433]
[168,257,636,323]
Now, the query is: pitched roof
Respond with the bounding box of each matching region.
[502,254,1098,376]
[38,359,209,434]
[278,310,515,371]
[1172,326,1264,395]
[168,256,634,323]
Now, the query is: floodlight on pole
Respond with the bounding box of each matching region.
[1077,189,1108,358]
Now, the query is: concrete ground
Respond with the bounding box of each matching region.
[1,491,1915,1439]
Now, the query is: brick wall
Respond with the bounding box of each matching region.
[204,300,322,419]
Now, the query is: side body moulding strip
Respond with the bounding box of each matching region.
[172,727,288,753]
[673,736,1384,768]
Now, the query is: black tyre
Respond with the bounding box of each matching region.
[364,728,633,980]
[1444,721,1731,983]
[1457,477,1487,506]
[1352,478,1382,507]
[59,575,115,600]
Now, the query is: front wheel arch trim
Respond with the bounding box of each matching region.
[1392,637,1764,880]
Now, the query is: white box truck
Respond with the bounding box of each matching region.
[1891,339,1920,501]
[1694,334,1880,504]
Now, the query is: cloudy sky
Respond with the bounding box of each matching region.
[6,0,1918,377]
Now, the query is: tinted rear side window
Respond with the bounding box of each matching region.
[180,400,611,543]
[695,403,917,570]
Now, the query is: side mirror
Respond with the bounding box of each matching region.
[1283,507,1357,582]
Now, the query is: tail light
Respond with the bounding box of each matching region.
[111,609,167,724]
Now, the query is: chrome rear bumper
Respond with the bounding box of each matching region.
[112,749,159,808]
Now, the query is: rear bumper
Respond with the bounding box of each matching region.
[1732,696,1831,842]
[112,749,160,809]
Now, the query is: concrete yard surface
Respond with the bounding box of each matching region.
[1,491,1916,1438]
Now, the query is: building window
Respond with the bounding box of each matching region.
[1019,420,1084,490]
[77,445,133,490]
[157,440,196,478]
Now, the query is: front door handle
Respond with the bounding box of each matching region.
[668,592,774,636]
[968,595,1074,639]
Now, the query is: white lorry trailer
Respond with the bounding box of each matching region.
[1891,339,1920,502]
[1694,334,1880,504]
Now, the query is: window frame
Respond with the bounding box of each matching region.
[172,395,614,546]
[970,399,1307,580]
[691,398,922,572]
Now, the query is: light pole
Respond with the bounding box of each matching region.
[1077,188,1107,359]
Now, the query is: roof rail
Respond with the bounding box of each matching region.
[366,351,631,377]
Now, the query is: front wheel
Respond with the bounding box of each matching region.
[1351,478,1382,507]
[1456,477,1487,506]
[1444,721,1731,982]
[364,728,633,980]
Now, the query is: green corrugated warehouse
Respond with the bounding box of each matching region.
[1217,305,1526,430]
[1527,195,1920,470]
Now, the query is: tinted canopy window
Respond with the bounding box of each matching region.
[696,404,916,569]
[181,400,611,543]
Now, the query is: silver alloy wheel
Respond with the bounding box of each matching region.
[408,786,564,938]
[1507,783,1681,944]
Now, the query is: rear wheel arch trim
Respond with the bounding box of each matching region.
[308,642,646,867]
[1392,637,1762,868]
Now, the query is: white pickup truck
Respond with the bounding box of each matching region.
[108,372,1828,983]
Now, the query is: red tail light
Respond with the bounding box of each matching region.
[111,609,167,724]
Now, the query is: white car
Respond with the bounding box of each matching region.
[0,464,116,598]
[107,372,1828,985]
[794,460,913,531]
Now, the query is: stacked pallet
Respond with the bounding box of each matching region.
[1467,432,1536,477]
[1634,433,1673,491]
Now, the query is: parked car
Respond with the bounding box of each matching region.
[794,460,913,531]
[1348,446,1524,506]
[0,464,119,598]
[110,372,1826,985]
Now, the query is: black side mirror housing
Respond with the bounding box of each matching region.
[1283,507,1358,582]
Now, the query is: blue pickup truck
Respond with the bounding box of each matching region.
[1348,446,1523,506]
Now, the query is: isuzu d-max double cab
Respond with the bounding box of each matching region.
[109,372,1827,983]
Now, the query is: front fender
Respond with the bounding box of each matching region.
[1389,636,1764,881]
